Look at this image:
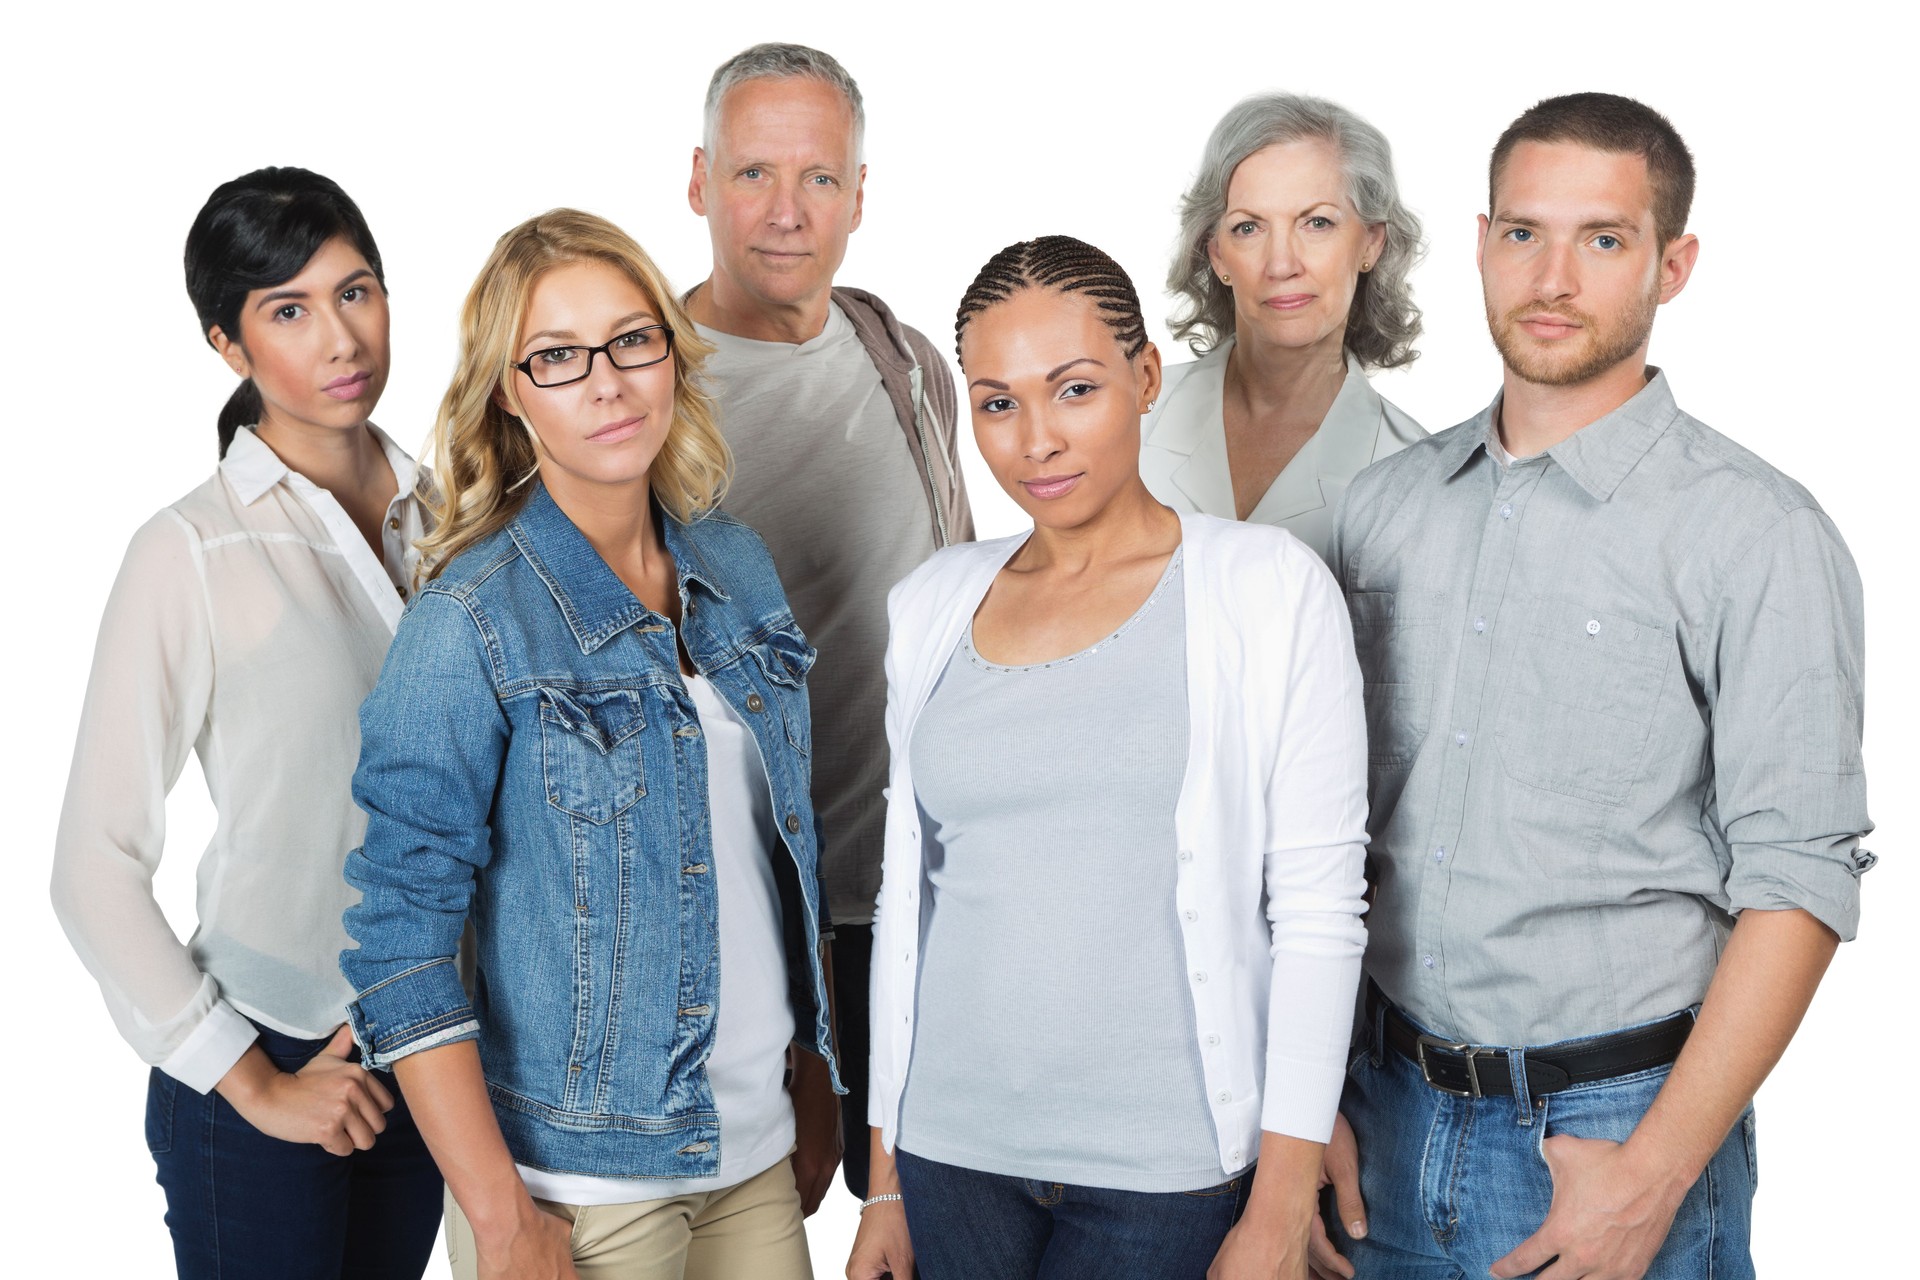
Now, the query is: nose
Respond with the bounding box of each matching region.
[1532,240,1578,302]
[319,304,359,361]
[585,347,627,400]
[1265,227,1303,280]
[766,176,803,231]
[1020,405,1065,466]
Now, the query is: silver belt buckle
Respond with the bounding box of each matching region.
[1415,1033,1487,1099]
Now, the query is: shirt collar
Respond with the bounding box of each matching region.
[219,422,423,507]
[1444,367,1680,501]
[508,482,729,654]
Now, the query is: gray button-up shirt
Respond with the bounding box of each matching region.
[1331,370,1873,1046]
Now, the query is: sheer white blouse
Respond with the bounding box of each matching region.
[52,425,425,1093]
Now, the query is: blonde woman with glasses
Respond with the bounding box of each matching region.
[338,209,841,1280]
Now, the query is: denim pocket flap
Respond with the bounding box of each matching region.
[750,627,817,689]
[539,687,647,753]
[540,687,646,824]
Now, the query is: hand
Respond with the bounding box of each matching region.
[217,1025,395,1156]
[846,1200,914,1280]
[1208,1204,1310,1280]
[1490,1135,1689,1280]
[473,1198,579,1280]
[1308,1111,1365,1279]
[789,1046,843,1217]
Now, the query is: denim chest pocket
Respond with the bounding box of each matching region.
[746,627,817,755]
[1494,599,1672,807]
[1348,590,1440,770]
[540,687,647,824]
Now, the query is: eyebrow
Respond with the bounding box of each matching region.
[255,268,376,311]
[1495,211,1642,234]
[1047,357,1105,381]
[521,310,658,354]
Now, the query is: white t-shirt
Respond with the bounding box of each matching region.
[518,673,795,1205]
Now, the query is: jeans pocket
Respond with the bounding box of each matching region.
[1180,1174,1244,1199]
[1740,1107,1758,1190]
[145,1069,178,1155]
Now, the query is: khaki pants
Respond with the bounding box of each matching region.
[446,1156,813,1280]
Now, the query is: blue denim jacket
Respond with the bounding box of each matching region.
[341,483,840,1180]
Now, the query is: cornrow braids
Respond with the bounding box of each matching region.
[954,235,1148,362]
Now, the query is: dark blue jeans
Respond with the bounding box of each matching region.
[895,1148,1252,1280]
[147,1022,443,1279]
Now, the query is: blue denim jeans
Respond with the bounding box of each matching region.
[148,1022,443,1279]
[895,1148,1252,1280]
[1333,1006,1756,1279]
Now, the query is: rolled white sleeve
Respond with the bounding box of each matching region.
[50,511,256,1092]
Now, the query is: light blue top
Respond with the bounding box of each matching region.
[899,551,1228,1192]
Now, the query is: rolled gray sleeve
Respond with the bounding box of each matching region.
[1710,506,1873,939]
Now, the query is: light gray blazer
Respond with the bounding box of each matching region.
[1140,340,1425,566]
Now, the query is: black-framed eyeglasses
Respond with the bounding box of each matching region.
[513,325,675,388]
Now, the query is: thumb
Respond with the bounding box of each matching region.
[324,1024,360,1061]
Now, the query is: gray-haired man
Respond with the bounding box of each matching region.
[684,41,972,1212]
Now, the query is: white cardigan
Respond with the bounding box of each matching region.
[869,512,1369,1174]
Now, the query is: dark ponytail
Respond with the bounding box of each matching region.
[184,167,385,458]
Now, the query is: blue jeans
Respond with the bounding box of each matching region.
[148,1022,443,1279]
[895,1148,1252,1280]
[1333,1006,1756,1279]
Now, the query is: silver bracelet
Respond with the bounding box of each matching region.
[861,1192,904,1212]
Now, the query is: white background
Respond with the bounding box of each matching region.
[3,1,1910,1274]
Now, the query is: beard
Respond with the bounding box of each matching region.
[1486,282,1659,387]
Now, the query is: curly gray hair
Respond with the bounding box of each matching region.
[1167,93,1423,368]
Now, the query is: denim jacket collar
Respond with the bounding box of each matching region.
[507,482,731,655]
[1445,368,1680,502]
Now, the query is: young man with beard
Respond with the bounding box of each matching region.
[683,43,972,1212]
[1315,94,1872,1280]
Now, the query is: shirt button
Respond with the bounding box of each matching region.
[1586,619,1602,636]
[1454,730,1468,747]
[1423,954,1435,969]
[1206,1033,1221,1046]
[1192,971,1208,984]
[1473,617,1486,633]
[1183,909,1198,922]
[1434,846,1446,864]
[904,951,913,964]
[1177,849,1194,862]
[1500,503,1514,520]
[1217,1090,1232,1104]
[785,812,802,834]
[745,693,766,713]
[387,516,400,531]
[1229,1148,1243,1163]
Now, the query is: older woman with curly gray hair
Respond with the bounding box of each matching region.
[1142,92,1427,563]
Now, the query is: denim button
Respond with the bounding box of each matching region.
[785,813,802,834]
[745,693,765,713]
[677,724,701,738]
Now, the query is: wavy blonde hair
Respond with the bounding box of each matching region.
[416,208,730,579]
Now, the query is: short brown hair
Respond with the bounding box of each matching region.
[1490,93,1695,246]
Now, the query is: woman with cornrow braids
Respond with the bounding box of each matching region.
[846,236,1369,1280]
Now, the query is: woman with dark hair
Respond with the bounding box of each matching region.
[846,237,1369,1280]
[1142,93,1427,565]
[50,166,441,1279]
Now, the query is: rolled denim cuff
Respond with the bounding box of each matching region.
[345,957,480,1070]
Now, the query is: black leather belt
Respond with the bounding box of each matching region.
[1371,985,1693,1099]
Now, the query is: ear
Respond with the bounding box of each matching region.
[1475,213,1491,274]
[1657,233,1700,305]
[849,163,867,234]
[1363,220,1388,268]
[688,147,710,216]
[1136,340,1164,412]
[1204,233,1226,283]
[208,324,249,379]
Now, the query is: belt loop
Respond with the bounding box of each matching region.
[1508,1048,1534,1127]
